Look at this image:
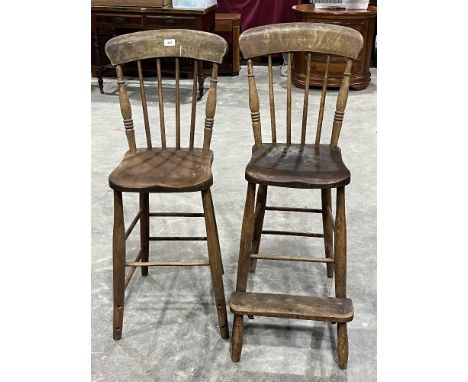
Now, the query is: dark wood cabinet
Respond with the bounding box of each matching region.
[292,4,377,90]
[91,3,216,95]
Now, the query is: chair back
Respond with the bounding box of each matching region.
[239,23,363,148]
[105,29,228,152]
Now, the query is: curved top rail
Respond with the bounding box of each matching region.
[239,22,363,59]
[105,29,228,65]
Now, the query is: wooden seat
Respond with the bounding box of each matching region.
[230,23,364,369]
[104,30,229,342]
[109,148,214,192]
[246,143,350,188]
[230,292,354,322]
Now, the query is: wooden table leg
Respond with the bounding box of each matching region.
[93,29,104,94]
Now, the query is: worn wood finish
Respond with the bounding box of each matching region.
[321,188,334,278]
[249,184,268,273]
[202,189,229,339]
[231,315,244,362]
[250,254,334,263]
[124,250,143,289]
[125,210,141,240]
[331,59,353,148]
[247,60,262,148]
[203,64,218,151]
[149,212,204,217]
[105,29,227,65]
[105,30,229,341]
[149,236,207,241]
[109,149,213,192]
[137,61,152,149]
[116,65,137,153]
[245,144,350,189]
[262,230,324,238]
[316,55,330,144]
[156,58,167,149]
[266,206,322,213]
[267,55,277,143]
[230,23,357,366]
[113,191,125,340]
[239,22,363,60]
[230,292,353,322]
[189,60,198,150]
[126,260,209,267]
[236,182,256,292]
[301,52,312,144]
[175,57,181,149]
[286,52,292,144]
[139,193,149,276]
[337,323,349,369]
[334,186,348,368]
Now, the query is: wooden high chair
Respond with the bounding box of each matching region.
[229,23,364,368]
[104,30,229,341]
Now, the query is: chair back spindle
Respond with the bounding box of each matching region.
[286,52,292,144]
[247,59,262,148]
[175,57,180,149]
[115,65,137,153]
[189,60,199,150]
[203,63,218,151]
[238,23,363,148]
[156,58,167,149]
[267,55,277,143]
[137,60,152,149]
[331,58,353,148]
[105,30,227,153]
[315,54,330,144]
[301,52,312,145]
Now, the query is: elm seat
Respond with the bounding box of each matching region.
[109,148,214,192]
[246,144,350,189]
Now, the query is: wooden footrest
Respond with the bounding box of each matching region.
[230,292,353,323]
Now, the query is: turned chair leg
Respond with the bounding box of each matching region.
[208,191,224,275]
[250,184,268,273]
[113,190,126,340]
[140,193,149,276]
[236,182,257,292]
[335,186,349,368]
[202,189,229,339]
[231,314,244,362]
[321,188,334,278]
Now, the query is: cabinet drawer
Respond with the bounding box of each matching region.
[95,13,143,26]
[144,15,196,28]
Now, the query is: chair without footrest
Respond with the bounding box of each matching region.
[230,22,364,368]
[104,29,229,341]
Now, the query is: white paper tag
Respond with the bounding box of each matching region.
[164,39,175,47]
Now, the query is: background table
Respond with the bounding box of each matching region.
[292,4,377,90]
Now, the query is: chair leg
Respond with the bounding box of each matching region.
[231,314,244,362]
[335,186,348,368]
[236,182,257,292]
[201,189,229,339]
[208,191,224,275]
[113,190,126,340]
[249,184,268,273]
[321,188,334,278]
[139,193,149,276]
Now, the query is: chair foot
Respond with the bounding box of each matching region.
[231,315,244,362]
[113,304,124,340]
[337,323,349,369]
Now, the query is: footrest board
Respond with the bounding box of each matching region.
[230,292,353,323]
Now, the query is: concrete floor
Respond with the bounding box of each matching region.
[91,66,376,381]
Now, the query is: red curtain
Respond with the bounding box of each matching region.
[217,0,301,32]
